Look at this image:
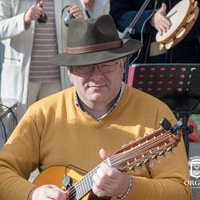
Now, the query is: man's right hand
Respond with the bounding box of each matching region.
[28,184,69,200]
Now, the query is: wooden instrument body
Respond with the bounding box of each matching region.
[33,165,90,199]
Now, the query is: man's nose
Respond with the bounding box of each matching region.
[90,66,104,79]
[91,66,102,74]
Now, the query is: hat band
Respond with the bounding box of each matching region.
[66,40,122,54]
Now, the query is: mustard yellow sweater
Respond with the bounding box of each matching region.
[0,86,191,199]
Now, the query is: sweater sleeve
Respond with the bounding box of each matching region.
[120,88,191,199]
[116,87,192,200]
[125,140,191,200]
[0,110,40,199]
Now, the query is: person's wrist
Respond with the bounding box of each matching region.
[117,176,133,200]
[24,12,31,29]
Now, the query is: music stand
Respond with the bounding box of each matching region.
[127,63,200,156]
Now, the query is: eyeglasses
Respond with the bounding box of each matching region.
[70,60,119,74]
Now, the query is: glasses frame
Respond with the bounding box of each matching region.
[70,60,120,74]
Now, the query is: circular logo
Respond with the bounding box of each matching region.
[189,156,200,179]
[185,156,200,189]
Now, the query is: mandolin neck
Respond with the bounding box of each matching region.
[69,160,109,200]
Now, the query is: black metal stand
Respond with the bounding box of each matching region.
[120,0,156,82]
[120,0,152,39]
[127,63,200,156]
[0,99,18,144]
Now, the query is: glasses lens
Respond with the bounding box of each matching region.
[99,61,117,73]
[73,66,92,74]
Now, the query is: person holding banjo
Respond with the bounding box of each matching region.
[110,0,200,63]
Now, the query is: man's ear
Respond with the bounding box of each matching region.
[67,67,74,85]
[67,67,71,76]
[121,57,126,73]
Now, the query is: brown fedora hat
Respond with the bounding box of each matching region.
[50,15,142,66]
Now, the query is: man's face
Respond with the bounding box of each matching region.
[68,58,125,107]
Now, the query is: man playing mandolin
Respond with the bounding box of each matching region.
[0,15,191,200]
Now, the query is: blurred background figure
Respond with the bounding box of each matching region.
[80,0,110,18]
[0,0,83,122]
[110,0,200,63]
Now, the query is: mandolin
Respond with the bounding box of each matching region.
[33,117,183,200]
